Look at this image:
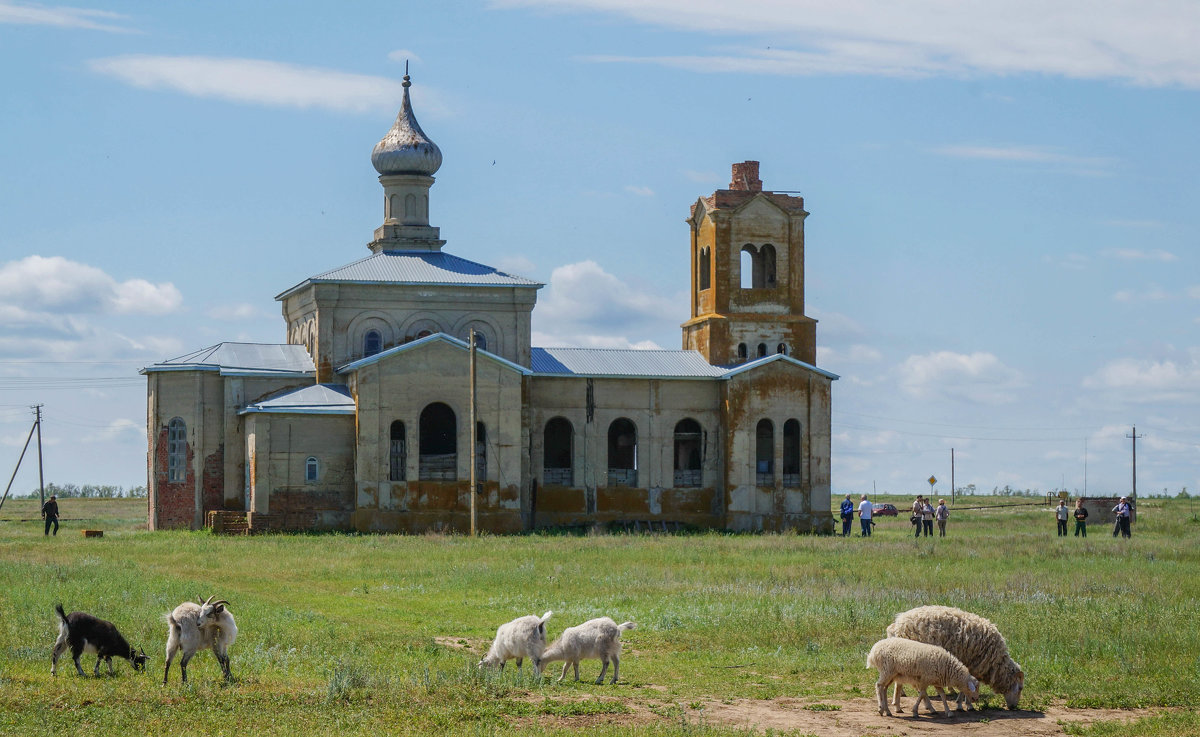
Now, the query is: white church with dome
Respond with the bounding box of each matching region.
[143,72,837,535]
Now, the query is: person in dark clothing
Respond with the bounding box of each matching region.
[42,495,59,536]
[1073,498,1088,537]
[839,494,854,537]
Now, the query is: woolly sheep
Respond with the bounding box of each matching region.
[478,611,552,677]
[540,617,635,685]
[866,637,979,718]
[886,605,1024,709]
[163,595,238,685]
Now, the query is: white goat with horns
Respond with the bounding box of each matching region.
[163,595,238,685]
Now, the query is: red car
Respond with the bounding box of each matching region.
[872,503,899,516]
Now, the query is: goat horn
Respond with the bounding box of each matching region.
[202,595,215,606]
[211,600,229,608]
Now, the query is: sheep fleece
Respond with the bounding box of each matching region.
[886,605,1022,696]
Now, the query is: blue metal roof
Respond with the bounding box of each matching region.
[141,343,315,376]
[530,347,728,379]
[240,383,355,415]
[276,250,543,300]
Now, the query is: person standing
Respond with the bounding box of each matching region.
[1073,498,1088,537]
[1055,499,1069,536]
[1112,497,1132,538]
[935,498,949,537]
[858,494,874,537]
[839,494,855,537]
[41,494,59,536]
[911,495,924,538]
[921,498,935,537]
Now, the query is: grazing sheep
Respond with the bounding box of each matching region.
[886,604,1024,709]
[51,604,148,676]
[163,595,238,685]
[540,617,635,685]
[867,637,979,718]
[478,611,552,677]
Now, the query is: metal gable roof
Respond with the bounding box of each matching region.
[275,250,543,300]
[239,383,355,415]
[141,343,315,376]
[337,332,533,375]
[530,347,728,379]
[720,353,840,380]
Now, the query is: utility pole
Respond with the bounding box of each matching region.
[1126,425,1143,498]
[1084,437,1088,497]
[34,404,45,508]
[0,419,38,511]
[950,448,955,504]
[468,330,477,537]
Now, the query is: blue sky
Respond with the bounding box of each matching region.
[1,0,1197,498]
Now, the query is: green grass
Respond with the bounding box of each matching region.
[1,496,1198,735]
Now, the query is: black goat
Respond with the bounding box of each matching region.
[52,604,148,676]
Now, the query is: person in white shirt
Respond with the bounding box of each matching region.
[858,494,874,537]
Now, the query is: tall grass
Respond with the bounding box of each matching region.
[0,496,1197,735]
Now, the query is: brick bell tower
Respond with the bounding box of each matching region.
[681,161,817,366]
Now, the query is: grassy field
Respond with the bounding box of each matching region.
[1,495,1198,736]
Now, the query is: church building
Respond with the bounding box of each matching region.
[142,74,838,535]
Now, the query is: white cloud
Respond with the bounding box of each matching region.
[493,255,538,278]
[1113,285,1171,303]
[0,256,181,315]
[84,418,145,444]
[1103,248,1178,262]
[897,350,1025,405]
[0,1,133,33]
[819,344,882,365]
[932,144,1113,172]
[208,303,262,321]
[1083,351,1200,402]
[88,56,438,115]
[624,185,655,197]
[532,260,680,347]
[387,49,423,64]
[502,0,1200,89]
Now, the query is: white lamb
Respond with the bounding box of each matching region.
[886,605,1024,709]
[478,611,552,677]
[540,617,635,685]
[867,637,979,718]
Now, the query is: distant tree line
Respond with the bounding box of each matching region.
[16,483,147,499]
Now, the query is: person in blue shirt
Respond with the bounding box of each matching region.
[839,494,854,537]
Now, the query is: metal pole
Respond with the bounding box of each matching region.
[1126,425,1143,498]
[950,448,955,504]
[0,420,38,511]
[469,329,477,537]
[34,404,45,508]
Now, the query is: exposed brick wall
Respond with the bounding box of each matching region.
[249,488,352,531]
[729,161,762,192]
[152,425,195,530]
[201,445,224,516]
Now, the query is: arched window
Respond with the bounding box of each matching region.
[740,245,756,289]
[607,418,638,487]
[419,402,457,481]
[755,419,774,486]
[364,329,382,357]
[783,419,802,487]
[543,417,574,486]
[167,417,186,483]
[305,456,319,483]
[404,193,417,223]
[389,420,406,481]
[737,343,748,362]
[760,244,777,287]
[756,343,768,358]
[466,329,488,351]
[698,247,711,291]
[777,343,788,355]
[474,422,487,484]
[673,419,703,488]
[416,329,434,339]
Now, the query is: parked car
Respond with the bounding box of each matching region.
[872,503,899,516]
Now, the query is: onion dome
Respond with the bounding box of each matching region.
[371,71,442,176]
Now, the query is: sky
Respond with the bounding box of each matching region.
[1,0,1198,499]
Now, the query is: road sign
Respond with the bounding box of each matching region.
[928,476,937,487]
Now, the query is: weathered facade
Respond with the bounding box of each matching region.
[143,73,838,535]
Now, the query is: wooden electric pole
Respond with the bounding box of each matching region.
[1126,425,1143,498]
[34,404,45,508]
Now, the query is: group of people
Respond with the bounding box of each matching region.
[1055,496,1133,538]
[909,495,949,538]
[837,494,949,538]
